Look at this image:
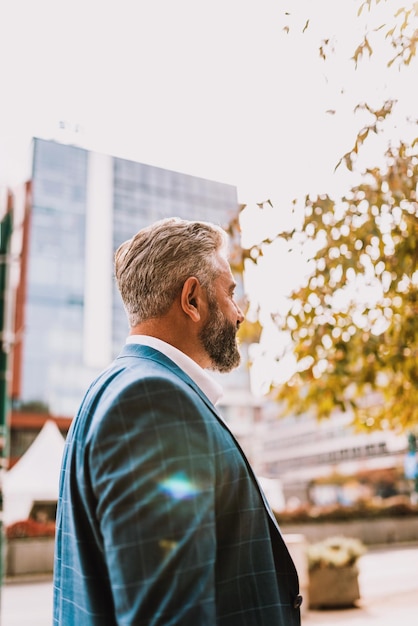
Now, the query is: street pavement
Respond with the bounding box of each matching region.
[1,543,417,625]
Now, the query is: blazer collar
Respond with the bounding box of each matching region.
[125,335,223,405]
[117,343,221,415]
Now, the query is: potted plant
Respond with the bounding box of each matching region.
[307,536,366,609]
[5,518,56,577]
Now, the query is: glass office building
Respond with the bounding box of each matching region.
[19,138,243,416]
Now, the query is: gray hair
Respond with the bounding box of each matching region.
[114,217,228,326]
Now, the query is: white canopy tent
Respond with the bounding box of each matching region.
[3,420,66,526]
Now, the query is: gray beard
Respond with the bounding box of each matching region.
[199,300,241,373]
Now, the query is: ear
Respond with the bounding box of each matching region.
[181,276,202,322]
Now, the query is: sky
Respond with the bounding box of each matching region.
[1,1,404,199]
[2,1,415,204]
[1,2,415,218]
[1,0,416,392]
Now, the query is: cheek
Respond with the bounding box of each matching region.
[225,304,239,324]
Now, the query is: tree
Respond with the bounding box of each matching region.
[232,0,418,432]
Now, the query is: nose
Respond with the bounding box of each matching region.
[236,303,245,326]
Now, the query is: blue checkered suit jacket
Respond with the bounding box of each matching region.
[53,344,301,625]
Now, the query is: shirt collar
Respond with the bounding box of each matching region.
[125,335,223,406]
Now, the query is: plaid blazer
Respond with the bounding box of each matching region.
[53,344,301,625]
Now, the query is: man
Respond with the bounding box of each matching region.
[53,217,302,625]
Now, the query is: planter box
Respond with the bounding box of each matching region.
[6,537,55,577]
[308,565,360,609]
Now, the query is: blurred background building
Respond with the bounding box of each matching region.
[251,406,407,505]
[3,137,409,506]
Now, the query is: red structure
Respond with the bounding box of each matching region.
[4,182,72,468]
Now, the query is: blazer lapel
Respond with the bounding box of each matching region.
[117,343,282,531]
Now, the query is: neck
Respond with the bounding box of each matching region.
[130,319,210,369]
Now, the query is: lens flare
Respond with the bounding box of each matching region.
[159,471,200,500]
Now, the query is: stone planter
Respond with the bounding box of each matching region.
[308,565,360,609]
[5,537,55,577]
